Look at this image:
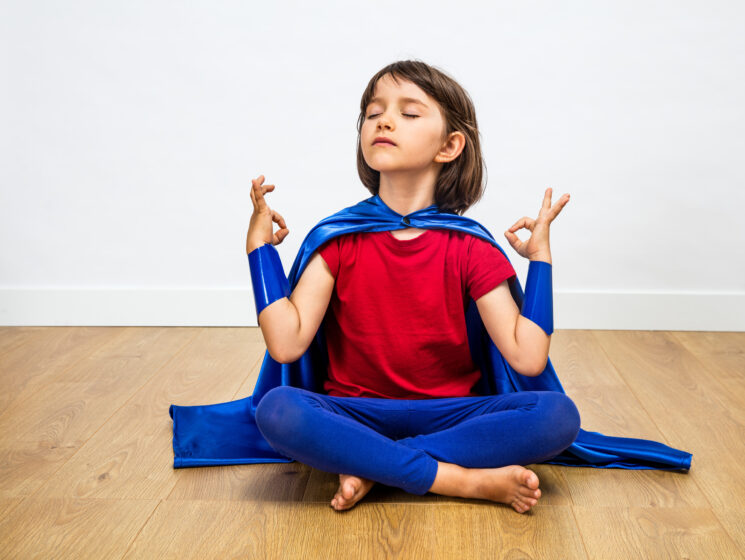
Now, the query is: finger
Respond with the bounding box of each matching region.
[508,217,534,232]
[507,217,527,232]
[253,181,269,212]
[249,185,257,210]
[272,210,287,229]
[548,193,571,220]
[542,187,553,210]
[504,230,524,253]
[273,223,290,243]
[555,193,570,211]
[258,183,275,199]
[275,228,290,244]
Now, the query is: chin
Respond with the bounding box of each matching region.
[362,155,388,173]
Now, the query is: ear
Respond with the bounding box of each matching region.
[434,131,466,163]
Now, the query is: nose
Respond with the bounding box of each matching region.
[376,112,393,131]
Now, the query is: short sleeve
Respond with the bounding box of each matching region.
[318,237,340,279]
[466,236,516,301]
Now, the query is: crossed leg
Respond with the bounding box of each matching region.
[255,386,580,513]
[332,464,541,513]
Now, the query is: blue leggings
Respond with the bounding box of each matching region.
[254,386,581,496]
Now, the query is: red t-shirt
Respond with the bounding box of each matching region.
[317,228,516,399]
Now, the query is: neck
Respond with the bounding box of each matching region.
[377,170,438,216]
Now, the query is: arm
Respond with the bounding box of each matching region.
[253,249,335,363]
[245,174,335,363]
[475,273,551,377]
[489,186,569,374]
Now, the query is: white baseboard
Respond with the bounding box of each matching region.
[0,288,743,331]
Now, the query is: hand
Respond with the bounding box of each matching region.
[247,174,290,253]
[504,188,570,261]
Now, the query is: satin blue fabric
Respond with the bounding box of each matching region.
[521,260,554,335]
[248,243,291,321]
[169,194,692,471]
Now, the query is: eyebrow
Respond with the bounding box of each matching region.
[368,96,429,109]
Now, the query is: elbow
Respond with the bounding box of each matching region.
[266,343,298,365]
[270,350,296,365]
[268,350,289,364]
[527,356,549,377]
[516,356,548,377]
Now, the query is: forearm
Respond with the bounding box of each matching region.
[257,298,301,363]
[248,242,300,363]
[514,314,551,375]
[516,251,553,375]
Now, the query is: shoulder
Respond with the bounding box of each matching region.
[318,231,364,251]
[444,230,504,256]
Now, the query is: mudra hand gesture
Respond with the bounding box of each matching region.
[247,174,290,253]
[504,188,570,262]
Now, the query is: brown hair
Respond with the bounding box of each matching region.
[356,59,486,215]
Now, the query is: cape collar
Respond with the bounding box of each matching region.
[287,194,503,287]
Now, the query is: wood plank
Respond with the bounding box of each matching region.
[0,326,120,412]
[124,500,588,559]
[1,327,743,558]
[712,508,745,553]
[0,497,25,521]
[548,329,629,390]
[548,331,706,508]
[0,327,200,500]
[671,331,745,413]
[572,506,743,559]
[167,461,311,502]
[592,330,744,511]
[0,326,48,356]
[670,332,745,381]
[0,497,160,559]
[31,328,264,501]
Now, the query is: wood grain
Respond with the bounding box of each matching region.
[0,327,742,559]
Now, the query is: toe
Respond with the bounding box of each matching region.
[343,480,358,500]
[519,486,541,500]
[517,498,533,512]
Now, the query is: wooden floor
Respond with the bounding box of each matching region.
[0,327,743,559]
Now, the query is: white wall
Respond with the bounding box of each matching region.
[1,0,743,329]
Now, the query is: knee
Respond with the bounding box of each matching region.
[539,391,581,449]
[254,385,306,444]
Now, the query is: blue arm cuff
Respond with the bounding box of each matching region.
[520,260,554,336]
[248,243,291,322]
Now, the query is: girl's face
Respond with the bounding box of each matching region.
[361,74,450,175]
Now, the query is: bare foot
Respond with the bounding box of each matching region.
[330,473,376,511]
[469,465,542,514]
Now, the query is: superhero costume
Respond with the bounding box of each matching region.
[169,194,692,472]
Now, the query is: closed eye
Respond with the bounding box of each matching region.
[366,113,419,119]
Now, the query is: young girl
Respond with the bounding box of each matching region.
[246,60,575,514]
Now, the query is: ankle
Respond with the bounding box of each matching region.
[429,461,476,499]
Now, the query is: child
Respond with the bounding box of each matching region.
[247,60,577,514]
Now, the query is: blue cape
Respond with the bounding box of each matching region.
[169,194,692,472]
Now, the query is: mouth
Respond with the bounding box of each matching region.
[373,137,397,147]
